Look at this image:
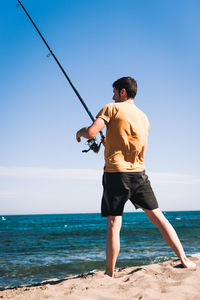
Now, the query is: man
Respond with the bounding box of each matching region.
[76,76,196,277]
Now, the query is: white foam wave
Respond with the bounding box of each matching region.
[191,253,200,257]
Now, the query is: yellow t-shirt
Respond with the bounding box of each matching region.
[96,102,150,172]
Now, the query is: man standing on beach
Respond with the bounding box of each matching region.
[76,76,196,277]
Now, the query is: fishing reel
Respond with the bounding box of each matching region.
[82,137,101,153]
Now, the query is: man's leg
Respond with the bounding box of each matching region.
[105,216,122,277]
[143,208,196,268]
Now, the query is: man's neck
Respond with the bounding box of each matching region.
[123,98,134,103]
[114,97,134,103]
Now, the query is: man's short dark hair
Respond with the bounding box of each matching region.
[112,77,137,99]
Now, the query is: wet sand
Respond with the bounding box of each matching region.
[0,256,199,300]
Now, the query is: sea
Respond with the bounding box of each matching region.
[0,211,200,290]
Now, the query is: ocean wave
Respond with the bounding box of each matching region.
[191,253,200,257]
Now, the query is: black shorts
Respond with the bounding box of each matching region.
[101,171,158,217]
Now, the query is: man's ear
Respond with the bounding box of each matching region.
[120,88,127,97]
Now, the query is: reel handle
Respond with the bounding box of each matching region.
[82,138,101,153]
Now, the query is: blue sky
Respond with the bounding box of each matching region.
[0,0,200,214]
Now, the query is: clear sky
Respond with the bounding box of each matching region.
[1,0,200,214]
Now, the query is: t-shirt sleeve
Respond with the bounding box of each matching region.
[96,103,116,124]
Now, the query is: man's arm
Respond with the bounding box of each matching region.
[139,137,148,160]
[76,117,106,142]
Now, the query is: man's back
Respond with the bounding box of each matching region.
[97,101,149,172]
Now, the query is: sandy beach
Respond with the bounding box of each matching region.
[0,256,199,300]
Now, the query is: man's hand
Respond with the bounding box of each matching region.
[101,137,106,147]
[139,137,148,161]
[76,118,106,143]
[139,146,145,161]
[76,130,82,142]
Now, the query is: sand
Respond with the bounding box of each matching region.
[0,256,199,300]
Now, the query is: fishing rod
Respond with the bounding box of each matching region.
[17,0,105,153]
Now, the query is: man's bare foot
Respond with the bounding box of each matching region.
[104,270,114,277]
[181,257,196,269]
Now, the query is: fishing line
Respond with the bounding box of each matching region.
[17,0,105,153]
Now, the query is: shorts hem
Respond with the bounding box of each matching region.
[101,213,123,217]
